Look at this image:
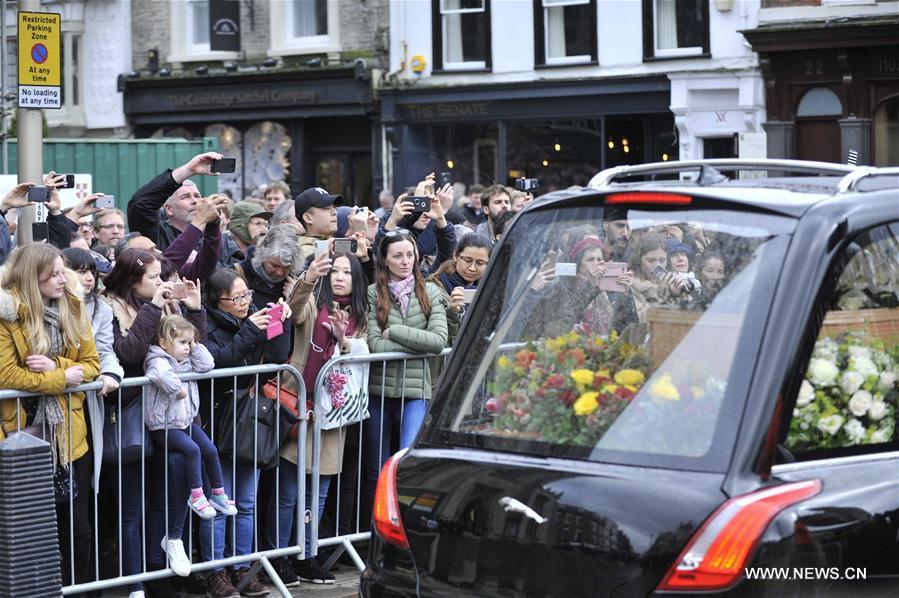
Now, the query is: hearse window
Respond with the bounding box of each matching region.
[432,204,795,471]
[784,222,899,459]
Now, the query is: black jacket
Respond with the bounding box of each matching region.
[201,305,292,413]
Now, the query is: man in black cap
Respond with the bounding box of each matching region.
[294,187,341,262]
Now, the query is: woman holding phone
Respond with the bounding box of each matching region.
[527,235,634,339]
[427,233,492,341]
[628,233,687,322]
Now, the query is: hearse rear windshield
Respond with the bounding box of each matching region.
[429,200,796,472]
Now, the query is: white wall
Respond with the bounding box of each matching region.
[388,0,760,84]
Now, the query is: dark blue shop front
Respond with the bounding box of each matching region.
[380,76,673,193]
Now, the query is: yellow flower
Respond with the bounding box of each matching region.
[609,330,619,342]
[614,369,645,387]
[497,355,511,369]
[597,369,611,379]
[650,374,681,402]
[570,369,594,386]
[690,386,706,399]
[546,338,562,351]
[573,392,599,416]
[567,331,580,343]
[602,384,620,394]
[594,337,605,346]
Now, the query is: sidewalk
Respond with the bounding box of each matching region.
[105,567,361,597]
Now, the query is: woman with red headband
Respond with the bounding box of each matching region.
[526,235,635,339]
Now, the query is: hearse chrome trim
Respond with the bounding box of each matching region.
[589,159,855,190]
[772,449,899,474]
[836,166,899,193]
[498,497,547,524]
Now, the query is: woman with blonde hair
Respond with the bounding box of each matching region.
[0,243,100,591]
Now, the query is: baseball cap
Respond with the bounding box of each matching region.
[294,187,344,222]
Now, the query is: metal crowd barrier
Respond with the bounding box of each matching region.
[0,363,311,598]
[310,348,453,573]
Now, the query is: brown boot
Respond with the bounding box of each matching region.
[205,569,240,598]
[233,568,271,597]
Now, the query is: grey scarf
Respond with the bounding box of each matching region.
[36,303,66,468]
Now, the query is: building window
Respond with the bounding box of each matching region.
[643,0,709,60]
[432,0,491,71]
[170,0,238,61]
[534,0,596,66]
[60,33,81,109]
[292,0,328,38]
[269,0,340,56]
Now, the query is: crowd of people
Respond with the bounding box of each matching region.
[0,152,509,598]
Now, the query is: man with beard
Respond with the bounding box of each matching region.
[602,207,632,262]
[474,184,512,247]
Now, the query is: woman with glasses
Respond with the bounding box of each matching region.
[197,268,292,596]
[365,232,448,509]
[427,233,492,340]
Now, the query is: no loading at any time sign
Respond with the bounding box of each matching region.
[17,11,61,109]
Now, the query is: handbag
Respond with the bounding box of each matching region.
[261,379,301,439]
[216,390,298,470]
[317,338,370,430]
[102,398,153,465]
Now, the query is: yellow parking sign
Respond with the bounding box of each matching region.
[17,11,61,109]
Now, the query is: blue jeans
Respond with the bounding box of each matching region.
[363,397,426,505]
[199,460,260,570]
[116,461,146,592]
[146,450,190,571]
[266,459,331,557]
[151,423,224,490]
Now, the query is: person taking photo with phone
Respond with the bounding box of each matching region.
[427,233,492,341]
[197,267,292,597]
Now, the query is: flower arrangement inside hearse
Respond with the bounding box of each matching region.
[484,330,728,455]
[787,334,897,451]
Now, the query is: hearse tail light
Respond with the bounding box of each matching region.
[656,479,821,593]
[605,192,693,205]
[373,448,410,549]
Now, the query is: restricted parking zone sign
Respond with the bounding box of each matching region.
[17,11,61,109]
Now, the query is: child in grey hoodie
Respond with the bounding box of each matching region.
[144,314,237,520]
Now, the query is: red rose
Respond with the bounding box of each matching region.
[559,390,577,406]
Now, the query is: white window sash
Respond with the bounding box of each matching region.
[441,9,486,69]
[543,0,591,63]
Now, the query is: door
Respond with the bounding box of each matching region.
[796,119,841,163]
[773,221,899,590]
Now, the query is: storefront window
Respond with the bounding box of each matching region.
[874,96,899,167]
[405,122,498,189]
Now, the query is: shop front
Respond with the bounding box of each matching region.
[744,19,899,166]
[124,68,378,204]
[380,77,674,193]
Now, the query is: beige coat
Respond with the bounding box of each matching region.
[280,276,366,475]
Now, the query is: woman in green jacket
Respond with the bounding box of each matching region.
[365,231,448,497]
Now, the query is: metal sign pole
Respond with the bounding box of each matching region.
[1,0,8,175]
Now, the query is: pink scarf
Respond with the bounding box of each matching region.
[388,274,415,317]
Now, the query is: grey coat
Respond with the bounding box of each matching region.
[143,344,215,431]
[87,297,124,380]
[367,282,449,400]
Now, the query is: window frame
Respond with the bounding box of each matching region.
[46,28,84,126]
[169,0,239,62]
[431,0,492,73]
[269,0,342,57]
[641,0,710,62]
[533,0,597,68]
[776,221,899,465]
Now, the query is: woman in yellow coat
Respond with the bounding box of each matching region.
[0,243,99,590]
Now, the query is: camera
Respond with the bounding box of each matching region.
[406,196,431,213]
[438,172,453,188]
[333,238,358,254]
[60,174,75,189]
[172,283,188,299]
[676,271,702,293]
[211,158,237,174]
[27,186,50,202]
[514,177,539,193]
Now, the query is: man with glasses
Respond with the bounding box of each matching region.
[93,209,128,246]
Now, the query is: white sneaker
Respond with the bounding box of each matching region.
[187,493,217,519]
[128,592,145,598]
[160,536,191,577]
